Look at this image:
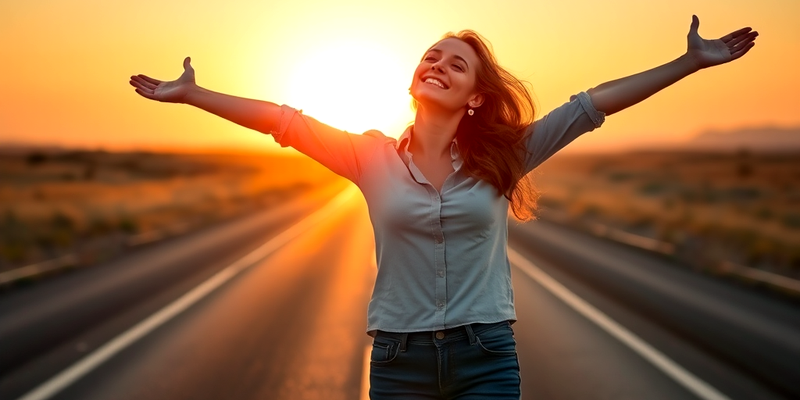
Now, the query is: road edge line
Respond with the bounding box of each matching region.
[507,246,731,400]
[15,186,358,400]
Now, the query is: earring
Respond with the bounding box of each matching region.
[467,109,474,116]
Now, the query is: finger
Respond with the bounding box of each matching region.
[131,76,158,90]
[137,74,162,85]
[128,78,146,90]
[731,33,758,51]
[183,56,192,70]
[134,88,157,100]
[720,27,752,43]
[690,15,699,34]
[727,31,758,49]
[729,41,755,62]
[130,75,158,90]
[129,79,155,94]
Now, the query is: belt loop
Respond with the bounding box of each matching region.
[464,324,477,346]
[399,333,409,352]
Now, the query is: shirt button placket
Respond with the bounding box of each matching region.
[431,188,446,327]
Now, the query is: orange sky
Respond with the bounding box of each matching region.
[1,0,798,154]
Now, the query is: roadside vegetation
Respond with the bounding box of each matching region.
[4,147,797,285]
[0,149,345,273]
[533,149,800,279]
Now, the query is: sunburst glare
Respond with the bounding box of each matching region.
[282,40,413,138]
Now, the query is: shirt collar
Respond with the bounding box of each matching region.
[395,126,413,151]
[395,126,462,167]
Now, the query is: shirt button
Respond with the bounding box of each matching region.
[437,270,444,277]
[437,301,444,309]
[435,331,445,340]
[435,236,443,244]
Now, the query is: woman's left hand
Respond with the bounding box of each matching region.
[686,15,758,70]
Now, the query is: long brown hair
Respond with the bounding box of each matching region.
[412,30,539,221]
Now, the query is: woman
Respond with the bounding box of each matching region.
[129,15,757,399]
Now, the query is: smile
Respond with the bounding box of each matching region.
[423,77,448,89]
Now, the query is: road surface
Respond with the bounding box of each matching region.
[2,184,798,400]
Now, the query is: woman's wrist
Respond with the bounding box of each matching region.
[182,83,203,105]
[678,52,703,74]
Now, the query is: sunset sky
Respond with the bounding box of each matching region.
[1,0,798,154]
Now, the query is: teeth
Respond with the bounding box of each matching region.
[425,78,445,89]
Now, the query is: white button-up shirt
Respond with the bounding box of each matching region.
[268,91,604,334]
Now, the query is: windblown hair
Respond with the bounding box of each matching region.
[413,30,539,221]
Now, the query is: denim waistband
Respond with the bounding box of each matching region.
[374,321,510,351]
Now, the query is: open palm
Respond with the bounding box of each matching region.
[687,15,758,70]
[129,57,196,103]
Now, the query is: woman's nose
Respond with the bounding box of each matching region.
[430,61,444,72]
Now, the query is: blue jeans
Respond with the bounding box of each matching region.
[369,321,521,399]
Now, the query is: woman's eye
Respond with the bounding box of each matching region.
[424,57,436,61]
[453,65,464,72]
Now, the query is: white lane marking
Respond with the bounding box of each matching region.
[0,254,78,285]
[508,247,731,400]
[360,345,372,400]
[15,186,359,400]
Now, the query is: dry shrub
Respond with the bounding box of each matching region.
[0,150,345,269]
[534,150,800,271]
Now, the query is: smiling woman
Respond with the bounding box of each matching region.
[281,40,412,138]
[129,16,758,399]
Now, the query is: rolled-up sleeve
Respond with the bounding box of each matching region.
[522,91,605,173]
[268,104,381,184]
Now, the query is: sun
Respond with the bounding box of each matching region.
[281,40,413,138]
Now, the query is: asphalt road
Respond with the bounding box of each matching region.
[2,184,798,400]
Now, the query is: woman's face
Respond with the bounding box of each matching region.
[410,38,483,114]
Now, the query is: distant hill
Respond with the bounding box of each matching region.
[682,126,800,152]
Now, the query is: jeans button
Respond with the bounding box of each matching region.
[435,331,445,340]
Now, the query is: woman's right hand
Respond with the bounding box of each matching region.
[129,57,196,103]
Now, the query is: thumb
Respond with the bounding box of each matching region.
[183,56,193,71]
[690,15,699,35]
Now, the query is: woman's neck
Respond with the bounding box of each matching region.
[409,105,465,159]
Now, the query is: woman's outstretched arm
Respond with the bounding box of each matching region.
[129,56,382,184]
[129,57,281,133]
[587,15,758,116]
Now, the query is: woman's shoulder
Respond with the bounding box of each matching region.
[362,129,387,138]
[361,129,399,146]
